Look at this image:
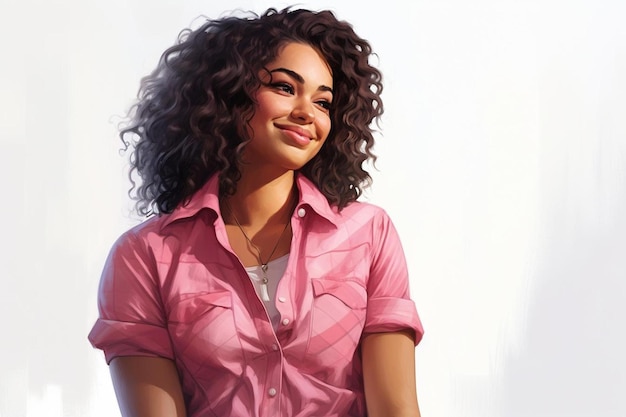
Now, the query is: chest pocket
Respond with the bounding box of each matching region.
[167,291,243,372]
[306,278,367,360]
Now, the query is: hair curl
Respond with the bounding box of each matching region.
[121,7,383,215]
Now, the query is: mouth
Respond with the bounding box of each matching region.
[275,123,314,146]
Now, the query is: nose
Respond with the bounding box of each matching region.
[290,99,315,124]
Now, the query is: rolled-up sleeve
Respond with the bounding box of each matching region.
[364,211,424,345]
[88,230,174,363]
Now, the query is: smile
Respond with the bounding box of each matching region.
[275,124,314,146]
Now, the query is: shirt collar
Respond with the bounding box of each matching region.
[159,172,341,230]
[294,173,340,228]
[159,174,221,230]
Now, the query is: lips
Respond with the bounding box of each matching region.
[275,123,314,146]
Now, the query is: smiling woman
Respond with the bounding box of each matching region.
[87,7,423,417]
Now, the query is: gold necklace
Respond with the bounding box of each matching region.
[225,200,292,302]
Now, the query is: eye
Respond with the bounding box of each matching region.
[271,82,294,94]
[316,100,333,111]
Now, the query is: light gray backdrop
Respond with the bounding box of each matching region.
[1,0,625,416]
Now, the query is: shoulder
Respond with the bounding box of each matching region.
[335,200,393,227]
[341,200,387,216]
[339,201,406,259]
[108,212,184,257]
[114,214,167,245]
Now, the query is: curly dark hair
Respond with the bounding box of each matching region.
[121,7,383,215]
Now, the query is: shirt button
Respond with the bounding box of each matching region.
[268,388,277,397]
[281,318,290,326]
[278,296,286,303]
[297,207,306,217]
[271,343,279,351]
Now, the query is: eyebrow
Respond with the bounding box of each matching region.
[269,67,333,94]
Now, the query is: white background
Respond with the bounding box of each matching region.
[1,0,625,416]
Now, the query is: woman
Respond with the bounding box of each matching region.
[89,7,424,417]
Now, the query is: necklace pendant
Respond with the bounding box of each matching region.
[260,264,270,302]
[260,281,270,302]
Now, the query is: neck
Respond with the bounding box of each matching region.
[223,168,297,228]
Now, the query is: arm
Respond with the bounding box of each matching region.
[362,330,421,417]
[88,232,183,415]
[110,356,187,417]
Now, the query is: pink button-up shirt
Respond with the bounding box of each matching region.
[88,173,423,417]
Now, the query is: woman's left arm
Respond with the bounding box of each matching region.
[362,329,421,417]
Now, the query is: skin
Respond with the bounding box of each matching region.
[109,356,186,417]
[110,42,421,417]
[362,330,422,417]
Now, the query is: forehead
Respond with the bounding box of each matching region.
[267,42,333,86]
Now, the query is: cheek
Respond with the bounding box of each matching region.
[255,91,290,117]
[317,116,332,139]
[252,96,272,120]
[248,95,269,125]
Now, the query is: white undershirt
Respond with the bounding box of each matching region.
[245,254,289,330]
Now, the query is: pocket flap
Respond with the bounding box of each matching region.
[311,278,367,309]
[169,291,232,323]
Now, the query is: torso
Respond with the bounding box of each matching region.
[89,173,422,417]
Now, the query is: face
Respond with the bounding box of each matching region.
[243,42,334,173]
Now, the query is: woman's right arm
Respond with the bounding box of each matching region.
[109,356,187,417]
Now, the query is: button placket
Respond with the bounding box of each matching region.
[261,347,283,416]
